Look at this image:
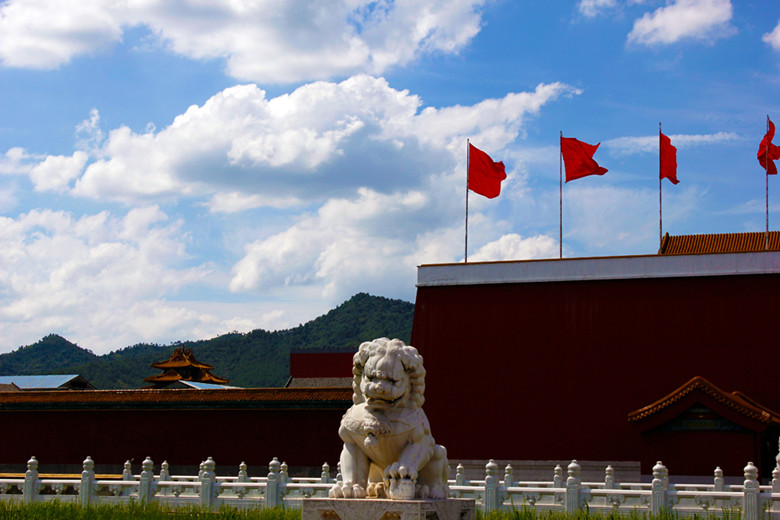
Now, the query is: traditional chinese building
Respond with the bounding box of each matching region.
[410,231,780,478]
[143,347,229,389]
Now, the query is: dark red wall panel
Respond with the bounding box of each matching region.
[410,274,780,475]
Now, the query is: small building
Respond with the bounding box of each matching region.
[629,376,780,478]
[0,375,95,391]
[144,347,229,389]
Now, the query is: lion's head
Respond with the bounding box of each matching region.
[351,338,426,410]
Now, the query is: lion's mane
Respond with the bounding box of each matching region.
[350,337,426,408]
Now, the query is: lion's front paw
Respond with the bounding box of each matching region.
[384,462,418,482]
[328,483,343,498]
[338,482,366,499]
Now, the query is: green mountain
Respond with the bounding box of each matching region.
[0,293,414,389]
[0,334,98,375]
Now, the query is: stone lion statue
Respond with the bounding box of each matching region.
[329,338,449,500]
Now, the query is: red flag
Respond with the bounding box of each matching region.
[561,137,608,182]
[660,132,679,185]
[758,117,780,175]
[468,143,506,198]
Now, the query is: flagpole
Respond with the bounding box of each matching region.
[766,115,770,250]
[659,122,663,248]
[559,131,563,259]
[465,138,470,263]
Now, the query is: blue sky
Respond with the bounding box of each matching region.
[1,0,778,354]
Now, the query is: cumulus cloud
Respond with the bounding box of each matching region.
[29,152,88,192]
[604,132,739,155]
[64,76,579,206]
[578,0,620,18]
[764,20,780,51]
[229,188,434,300]
[469,233,557,262]
[627,0,735,46]
[0,0,486,83]
[0,75,582,351]
[0,206,227,351]
[577,0,648,19]
[562,183,698,254]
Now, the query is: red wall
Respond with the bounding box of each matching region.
[290,352,354,378]
[0,407,346,475]
[410,273,780,476]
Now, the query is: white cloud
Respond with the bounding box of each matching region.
[604,132,739,155]
[29,151,88,192]
[763,20,780,51]
[469,233,557,262]
[229,188,430,300]
[0,0,487,83]
[0,147,34,176]
[562,184,699,254]
[577,0,648,19]
[627,0,735,46]
[205,192,303,213]
[0,0,122,69]
[0,207,222,352]
[66,76,579,206]
[578,0,619,18]
[0,76,582,352]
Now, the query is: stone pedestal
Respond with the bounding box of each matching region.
[302,498,476,520]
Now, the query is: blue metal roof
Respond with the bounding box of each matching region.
[0,375,83,389]
[179,381,239,390]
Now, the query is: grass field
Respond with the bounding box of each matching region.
[0,501,739,520]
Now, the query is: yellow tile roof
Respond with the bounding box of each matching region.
[659,231,780,255]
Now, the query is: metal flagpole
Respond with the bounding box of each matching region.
[659,122,663,248]
[766,115,770,250]
[559,131,563,259]
[465,139,470,263]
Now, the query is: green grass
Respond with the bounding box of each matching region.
[0,501,302,520]
[0,502,743,520]
[476,508,736,520]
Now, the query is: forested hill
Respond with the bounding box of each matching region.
[0,293,414,389]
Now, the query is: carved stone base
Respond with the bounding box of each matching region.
[302,498,476,520]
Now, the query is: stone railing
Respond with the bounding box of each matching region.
[3,456,780,518]
[452,459,780,519]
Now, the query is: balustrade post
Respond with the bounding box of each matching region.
[160,461,170,481]
[266,457,282,508]
[565,460,581,513]
[139,456,155,503]
[742,462,760,520]
[484,459,499,512]
[122,460,133,481]
[23,456,39,503]
[714,466,724,492]
[455,463,465,486]
[553,464,563,488]
[79,456,95,506]
[158,461,170,497]
[320,462,330,484]
[200,457,218,510]
[281,461,289,485]
[770,465,780,514]
[504,465,514,489]
[650,461,668,515]
[239,461,249,483]
[121,460,133,496]
[605,465,615,490]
